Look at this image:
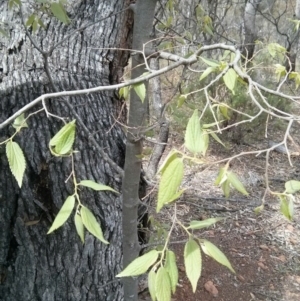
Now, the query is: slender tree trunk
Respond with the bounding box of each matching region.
[242,0,259,61]
[0,1,132,300]
[121,1,157,300]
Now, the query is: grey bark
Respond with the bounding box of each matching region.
[121,1,157,300]
[242,0,260,61]
[0,1,132,300]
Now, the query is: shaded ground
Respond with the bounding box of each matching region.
[140,124,300,301]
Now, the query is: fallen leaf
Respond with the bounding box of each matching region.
[259,244,270,251]
[277,255,286,262]
[257,262,268,270]
[204,280,218,297]
[237,275,245,282]
[286,224,294,232]
[289,238,297,245]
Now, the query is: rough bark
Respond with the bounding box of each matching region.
[0,1,132,300]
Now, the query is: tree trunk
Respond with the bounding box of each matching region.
[242,0,259,61]
[0,1,132,300]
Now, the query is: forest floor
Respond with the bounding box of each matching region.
[140,122,300,301]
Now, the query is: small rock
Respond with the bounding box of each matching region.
[204,280,218,297]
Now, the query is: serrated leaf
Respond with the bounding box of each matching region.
[165,250,178,294]
[50,120,76,155]
[285,180,300,194]
[50,2,70,24]
[200,239,235,273]
[81,206,108,244]
[74,213,85,243]
[155,267,171,301]
[199,66,215,81]
[13,113,28,129]
[200,57,219,67]
[116,250,159,277]
[223,68,237,94]
[184,239,202,293]
[157,158,184,213]
[6,140,26,188]
[185,109,207,155]
[188,217,224,230]
[227,172,248,195]
[47,195,75,234]
[133,83,146,103]
[279,195,294,221]
[148,270,157,301]
[79,180,119,193]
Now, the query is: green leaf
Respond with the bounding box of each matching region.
[116,250,159,277]
[184,239,202,293]
[80,206,108,244]
[119,86,130,99]
[133,83,146,103]
[185,109,207,155]
[279,195,294,221]
[200,239,235,273]
[274,64,286,82]
[199,66,215,81]
[50,2,70,24]
[50,120,76,155]
[79,180,119,193]
[13,113,28,129]
[164,189,185,205]
[47,196,75,234]
[219,105,230,120]
[200,57,219,67]
[177,94,187,108]
[208,131,226,148]
[6,140,26,188]
[267,43,286,59]
[214,167,228,186]
[221,180,230,198]
[227,172,248,195]
[148,269,157,301]
[157,158,184,212]
[157,149,179,174]
[285,180,300,194]
[223,68,237,94]
[165,250,178,294]
[188,217,224,230]
[26,14,35,27]
[74,213,85,243]
[254,204,264,214]
[155,267,171,301]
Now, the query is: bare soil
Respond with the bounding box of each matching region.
[140,125,300,301]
